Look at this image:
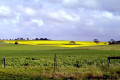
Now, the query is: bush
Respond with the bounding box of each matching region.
[15,42,18,45]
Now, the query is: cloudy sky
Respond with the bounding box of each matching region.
[0,0,120,41]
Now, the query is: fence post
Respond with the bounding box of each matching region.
[4,58,6,68]
[108,57,110,67]
[54,54,57,73]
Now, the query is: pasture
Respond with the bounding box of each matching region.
[0,40,120,80]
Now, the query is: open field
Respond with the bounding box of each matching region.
[3,40,108,47]
[0,40,120,79]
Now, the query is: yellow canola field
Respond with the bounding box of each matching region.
[3,40,108,47]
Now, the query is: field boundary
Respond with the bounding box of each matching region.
[108,57,120,66]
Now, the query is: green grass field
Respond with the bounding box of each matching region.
[0,41,120,79]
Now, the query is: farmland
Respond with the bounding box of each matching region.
[3,40,107,47]
[0,40,120,79]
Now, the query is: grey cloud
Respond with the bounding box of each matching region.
[97,0,120,12]
[62,0,120,12]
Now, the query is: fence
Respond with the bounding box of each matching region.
[108,57,120,66]
[2,56,120,69]
[2,54,58,72]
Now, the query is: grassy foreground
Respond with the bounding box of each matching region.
[0,41,120,79]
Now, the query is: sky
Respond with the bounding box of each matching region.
[0,0,120,41]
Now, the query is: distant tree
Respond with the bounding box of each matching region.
[44,38,48,40]
[17,38,20,40]
[108,41,112,45]
[35,38,39,40]
[40,38,43,40]
[111,39,115,42]
[94,39,99,44]
[20,38,24,40]
[117,41,120,44]
[27,38,29,40]
[70,41,76,44]
[39,38,49,40]
[15,38,17,40]
[108,39,119,45]
[111,39,116,44]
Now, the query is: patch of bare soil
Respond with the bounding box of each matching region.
[0,45,5,46]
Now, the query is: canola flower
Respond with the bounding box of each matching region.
[3,40,108,47]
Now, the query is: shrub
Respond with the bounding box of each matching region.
[15,42,18,45]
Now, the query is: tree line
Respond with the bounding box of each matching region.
[93,39,120,45]
[108,39,120,45]
[0,38,50,40]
